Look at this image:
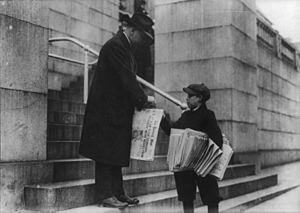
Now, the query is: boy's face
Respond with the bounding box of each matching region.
[186,94,202,109]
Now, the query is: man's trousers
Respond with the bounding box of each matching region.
[95,162,125,201]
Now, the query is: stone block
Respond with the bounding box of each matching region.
[111,4,119,19]
[155,59,234,92]
[69,18,87,39]
[49,10,67,33]
[218,120,234,141]
[155,34,172,63]
[156,26,236,63]
[231,0,257,39]
[88,8,102,28]
[0,89,47,161]
[102,14,112,31]
[191,27,232,61]
[103,30,113,44]
[232,90,257,123]
[155,4,172,33]
[240,0,256,11]
[71,1,89,23]
[155,0,256,35]
[208,89,233,121]
[232,59,257,95]
[260,150,300,168]
[0,161,53,211]
[0,15,48,94]
[94,0,104,13]
[258,130,300,150]
[257,46,273,71]
[258,67,272,91]
[51,58,83,76]
[232,151,260,171]
[231,122,257,152]
[231,27,257,67]
[48,71,63,91]
[0,0,49,27]
[103,0,112,17]
[48,0,71,17]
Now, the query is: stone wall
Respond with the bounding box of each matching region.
[0,1,120,210]
[155,0,259,168]
[256,19,300,168]
[47,0,119,90]
[0,0,49,210]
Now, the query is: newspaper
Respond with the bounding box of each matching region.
[209,135,233,180]
[130,109,164,161]
[167,128,230,177]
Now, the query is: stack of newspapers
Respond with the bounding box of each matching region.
[167,128,233,180]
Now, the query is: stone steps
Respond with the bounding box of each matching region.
[47,141,81,159]
[24,172,277,212]
[44,157,255,182]
[55,184,297,213]
[59,181,295,213]
[48,99,86,114]
[46,156,169,182]
[47,123,82,141]
[47,140,168,160]
[48,111,84,125]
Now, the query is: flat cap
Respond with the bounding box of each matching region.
[183,83,210,102]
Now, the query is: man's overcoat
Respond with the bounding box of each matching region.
[79,33,147,166]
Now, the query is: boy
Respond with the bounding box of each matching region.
[161,83,223,213]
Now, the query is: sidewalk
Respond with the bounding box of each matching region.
[195,160,300,213]
[244,161,300,213]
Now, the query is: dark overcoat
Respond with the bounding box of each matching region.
[79,32,147,166]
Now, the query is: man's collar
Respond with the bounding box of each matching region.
[191,104,201,111]
[123,32,131,46]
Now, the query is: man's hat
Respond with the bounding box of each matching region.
[125,12,154,41]
[183,83,211,102]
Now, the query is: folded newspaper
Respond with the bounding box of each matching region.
[130,109,164,161]
[167,128,233,180]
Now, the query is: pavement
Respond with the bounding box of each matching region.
[243,161,300,213]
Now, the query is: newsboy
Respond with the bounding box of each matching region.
[79,12,154,208]
[160,83,223,213]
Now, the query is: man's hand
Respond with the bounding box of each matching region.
[143,96,156,109]
[180,103,188,110]
[147,96,155,103]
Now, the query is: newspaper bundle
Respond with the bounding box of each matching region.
[130,109,164,161]
[167,128,233,179]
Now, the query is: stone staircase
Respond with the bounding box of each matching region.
[23,75,280,212]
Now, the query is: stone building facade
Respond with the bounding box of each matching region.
[0,0,299,211]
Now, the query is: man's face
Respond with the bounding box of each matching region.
[186,94,202,109]
[130,29,149,47]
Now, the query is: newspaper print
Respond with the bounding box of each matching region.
[130,109,164,161]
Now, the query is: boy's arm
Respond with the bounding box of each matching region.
[160,114,172,136]
[160,112,185,136]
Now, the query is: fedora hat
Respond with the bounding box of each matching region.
[183,83,211,102]
[126,12,154,41]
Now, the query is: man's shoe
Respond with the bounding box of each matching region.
[116,194,139,205]
[101,196,128,208]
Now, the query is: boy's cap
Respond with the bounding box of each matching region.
[183,83,210,101]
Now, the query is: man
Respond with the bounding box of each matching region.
[79,13,154,208]
[160,83,223,213]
